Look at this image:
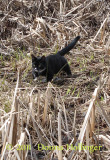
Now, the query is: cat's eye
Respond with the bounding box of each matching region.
[33,64,36,68]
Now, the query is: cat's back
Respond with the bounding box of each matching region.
[46,54,65,63]
[46,53,67,72]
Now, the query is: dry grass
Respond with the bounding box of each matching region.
[0,0,110,160]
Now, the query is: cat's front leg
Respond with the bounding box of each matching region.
[46,74,53,82]
[63,64,72,75]
[32,70,38,80]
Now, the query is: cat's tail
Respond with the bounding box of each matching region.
[57,36,80,56]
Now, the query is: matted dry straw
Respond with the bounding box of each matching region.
[0,0,110,160]
[0,72,110,160]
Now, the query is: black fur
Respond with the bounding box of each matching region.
[32,36,80,82]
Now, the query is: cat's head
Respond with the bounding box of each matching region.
[31,54,46,79]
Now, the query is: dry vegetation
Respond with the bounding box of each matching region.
[0,0,110,160]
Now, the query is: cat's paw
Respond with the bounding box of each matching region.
[41,78,47,83]
[53,77,64,85]
[53,77,62,82]
[34,77,38,81]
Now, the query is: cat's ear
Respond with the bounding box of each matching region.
[31,54,36,60]
[41,55,45,61]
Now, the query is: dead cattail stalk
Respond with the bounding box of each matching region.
[31,115,48,146]
[0,142,8,160]
[58,111,62,160]
[97,98,110,129]
[73,110,76,142]
[78,86,99,146]
[1,117,4,143]
[25,128,38,160]
[68,85,100,160]
[18,104,20,140]
[8,98,18,146]
[63,103,69,138]
[60,0,63,15]
[88,119,92,140]
[92,14,109,43]
[91,104,95,137]
[27,86,36,128]
[97,135,110,145]
[42,89,49,125]
[1,71,19,158]
[105,35,110,55]
[37,90,40,121]
[86,122,89,160]
[17,132,26,160]
[42,83,51,125]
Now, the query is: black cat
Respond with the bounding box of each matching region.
[32,36,80,82]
